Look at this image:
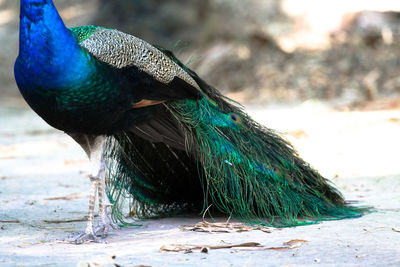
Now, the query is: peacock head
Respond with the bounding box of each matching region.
[21,0,51,5]
[20,0,53,22]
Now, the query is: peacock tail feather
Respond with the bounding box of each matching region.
[104,47,367,226]
[104,130,203,220]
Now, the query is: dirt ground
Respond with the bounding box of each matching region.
[1,101,400,266]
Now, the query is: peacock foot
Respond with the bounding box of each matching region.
[94,203,120,238]
[63,229,106,244]
[94,221,120,238]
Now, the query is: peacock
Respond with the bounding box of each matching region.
[14,0,366,244]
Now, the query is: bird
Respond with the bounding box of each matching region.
[14,0,366,244]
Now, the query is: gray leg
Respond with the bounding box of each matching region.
[94,159,119,237]
[73,136,105,243]
[64,134,118,244]
[72,175,101,244]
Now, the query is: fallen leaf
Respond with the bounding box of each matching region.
[283,239,308,248]
[182,206,273,234]
[181,221,273,233]
[267,239,308,250]
[160,242,261,253]
[256,225,274,233]
[160,244,200,253]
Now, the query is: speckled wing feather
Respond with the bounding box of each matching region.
[72,26,199,90]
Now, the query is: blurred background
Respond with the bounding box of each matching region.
[1,0,400,107]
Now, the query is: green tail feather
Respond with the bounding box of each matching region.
[104,47,369,226]
[104,131,204,221]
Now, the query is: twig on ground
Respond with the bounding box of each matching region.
[44,192,86,201]
[0,220,20,223]
[43,216,96,224]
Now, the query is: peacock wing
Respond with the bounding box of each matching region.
[70,26,202,106]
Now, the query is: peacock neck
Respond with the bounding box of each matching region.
[17,0,94,90]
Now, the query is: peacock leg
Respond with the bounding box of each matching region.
[70,176,99,244]
[63,135,108,244]
[94,160,119,237]
[66,176,102,243]
[75,136,107,243]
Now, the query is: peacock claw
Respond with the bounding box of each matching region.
[94,222,120,238]
[63,231,106,244]
[94,214,120,237]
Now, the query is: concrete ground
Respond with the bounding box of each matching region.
[1,101,400,266]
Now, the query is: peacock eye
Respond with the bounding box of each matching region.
[228,113,242,126]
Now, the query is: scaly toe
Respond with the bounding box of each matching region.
[62,231,106,244]
[94,222,120,237]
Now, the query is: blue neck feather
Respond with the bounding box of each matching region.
[16,0,94,90]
